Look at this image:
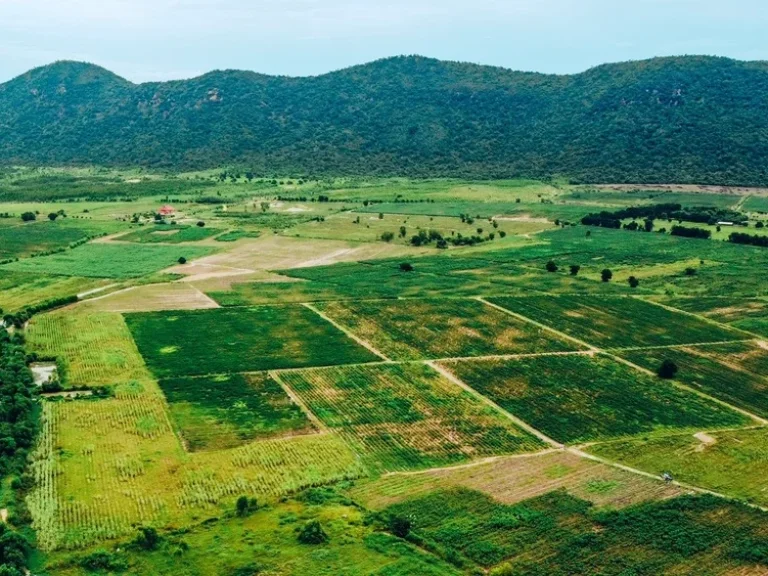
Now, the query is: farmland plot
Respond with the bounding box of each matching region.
[159,373,316,451]
[383,488,768,574]
[488,295,742,349]
[26,310,153,388]
[349,450,684,510]
[315,298,579,361]
[80,282,219,312]
[125,305,380,378]
[1,243,214,278]
[27,397,364,551]
[617,342,768,417]
[0,271,108,313]
[118,225,222,244]
[442,355,748,443]
[278,363,545,472]
[589,428,768,507]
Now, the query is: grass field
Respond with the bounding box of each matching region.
[118,225,223,244]
[315,298,580,360]
[0,272,108,312]
[617,342,768,417]
[79,282,219,312]
[488,295,743,349]
[124,305,380,378]
[277,363,545,472]
[441,354,749,443]
[1,243,214,278]
[43,496,460,576]
[27,395,365,551]
[159,373,316,451]
[589,428,768,507]
[26,310,153,388]
[0,220,100,259]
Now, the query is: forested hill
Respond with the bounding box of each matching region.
[2,55,768,184]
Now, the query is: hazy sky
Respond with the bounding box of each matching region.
[1,0,766,83]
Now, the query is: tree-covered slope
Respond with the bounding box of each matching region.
[1,55,768,184]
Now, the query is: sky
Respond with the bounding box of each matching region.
[0,0,767,83]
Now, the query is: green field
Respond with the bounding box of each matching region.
[124,305,380,377]
[26,309,153,388]
[315,298,579,360]
[589,428,768,507]
[159,372,316,451]
[617,342,768,417]
[278,363,544,472]
[442,354,748,443]
[1,243,214,278]
[119,224,222,243]
[0,272,108,313]
[0,220,102,259]
[488,295,743,348]
[382,488,767,574]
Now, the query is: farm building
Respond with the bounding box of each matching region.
[717,221,735,226]
[158,205,176,216]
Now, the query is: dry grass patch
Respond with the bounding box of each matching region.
[80,283,219,312]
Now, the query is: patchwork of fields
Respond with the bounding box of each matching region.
[4,176,768,575]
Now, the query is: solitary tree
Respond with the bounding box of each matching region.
[585,230,592,238]
[178,257,187,265]
[197,221,206,227]
[48,213,58,221]
[569,265,581,276]
[236,495,249,517]
[399,226,407,238]
[21,212,36,222]
[658,359,679,379]
[601,269,613,282]
[399,263,414,272]
[684,267,697,276]
[628,276,640,288]
[644,219,654,232]
[545,260,558,273]
[380,232,394,243]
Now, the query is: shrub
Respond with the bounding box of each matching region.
[399,263,413,272]
[381,232,394,243]
[545,260,558,273]
[389,515,412,538]
[197,221,206,227]
[658,359,679,379]
[20,212,35,222]
[569,265,580,276]
[628,276,640,288]
[178,257,187,265]
[684,267,697,276]
[134,526,161,551]
[79,549,128,572]
[601,269,613,282]
[297,520,328,544]
[236,495,250,517]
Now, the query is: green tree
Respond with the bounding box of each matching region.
[545,260,558,273]
[381,231,394,242]
[658,359,679,379]
[628,276,640,288]
[601,269,613,282]
[236,495,249,517]
[297,520,328,545]
[20,212,35,222]
[569,265,581,276]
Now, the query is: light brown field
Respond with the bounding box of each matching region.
[347,450,686,510]
[79,283,219,312]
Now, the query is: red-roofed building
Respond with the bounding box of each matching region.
[158,205,175,216]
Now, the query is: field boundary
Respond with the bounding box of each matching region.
[302,302,393,361]
[269,370,330,433]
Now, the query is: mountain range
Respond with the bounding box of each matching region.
[1,55,767,184]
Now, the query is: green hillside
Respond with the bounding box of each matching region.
[2,56,768,183]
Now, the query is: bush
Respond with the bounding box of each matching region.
[133,526,161,551]
[80,549,128,572]
[178,257,187,265]
[297,520,328,544]
[381,232,394,243]
[399,263,413,272]
[569,265,580,276]
[684,267,697,276]
[658,359,679,379]
[545,260,558,273]
[197,221,206,227]
[601,269,613,282]
[236,495,252,517]
[20,212,35,222]
[628,276,640,288]
[389,515,412,538]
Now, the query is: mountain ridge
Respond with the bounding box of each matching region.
[2,55,768,184]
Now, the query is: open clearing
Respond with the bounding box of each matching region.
[315,298,581,360]
[278,363,545,472]
[440,354,749,443]
[124,305,380,378]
